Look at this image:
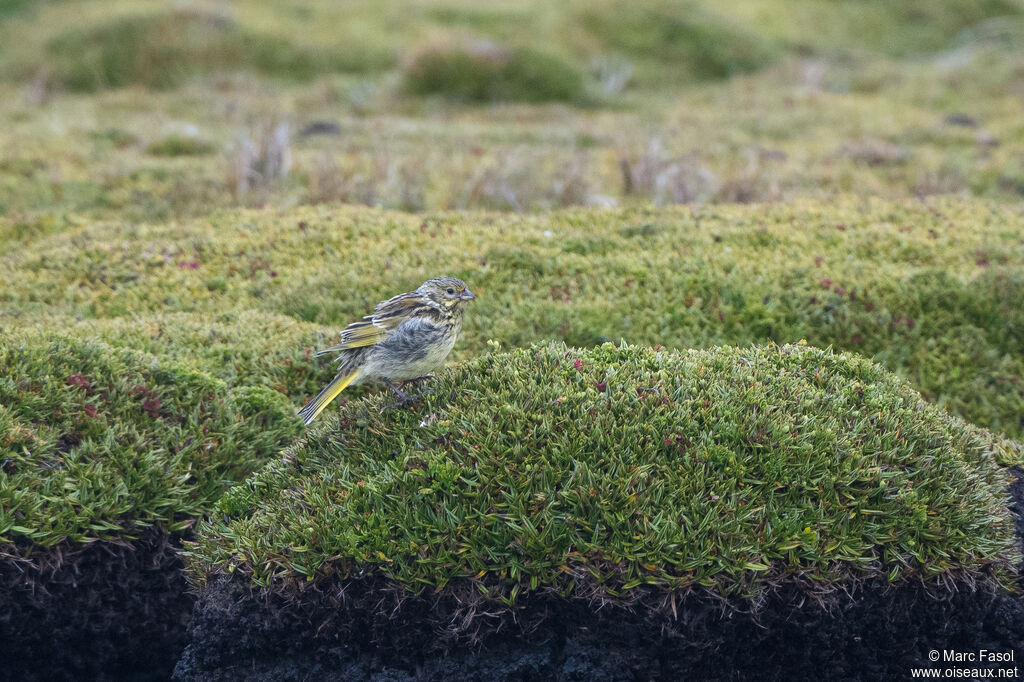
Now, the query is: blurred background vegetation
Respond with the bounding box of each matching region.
[0,0,1022,218]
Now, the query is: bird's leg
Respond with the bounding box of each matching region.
[403,375,436,400]
[383,380,419,410]
[382,377,438,410]
[384,379,411,401]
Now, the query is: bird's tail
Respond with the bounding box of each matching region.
[297,369,359,425]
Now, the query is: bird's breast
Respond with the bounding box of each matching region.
[364,316,460,380]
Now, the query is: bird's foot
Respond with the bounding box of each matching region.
[383,380,431,410]
[384,379,411,400]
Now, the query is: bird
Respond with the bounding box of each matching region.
[298,276,476,425]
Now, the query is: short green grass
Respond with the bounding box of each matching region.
[188,343,1021,607]
[0,332,301,550]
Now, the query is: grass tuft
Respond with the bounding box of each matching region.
[226,120,292,199]
[146,134,217,158]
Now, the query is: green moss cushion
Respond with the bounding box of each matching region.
[190,343,1021,607]
[64,311,337,401]
[0,334,301,550]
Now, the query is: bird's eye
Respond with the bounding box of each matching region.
[446,288,455,295]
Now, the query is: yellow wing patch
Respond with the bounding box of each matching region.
[315,320,386,356]
[315,291,438,357]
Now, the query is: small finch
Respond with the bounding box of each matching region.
[298,276,476,425]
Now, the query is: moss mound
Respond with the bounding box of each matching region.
[46,10,384,92]
[578,2,778,82]
[0,333,301,553]
[403,42,584,103]
[190,343,1020,620]
[63,311,338,402]
[820,0,1023,57]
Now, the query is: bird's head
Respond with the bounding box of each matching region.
[418,276,476,311]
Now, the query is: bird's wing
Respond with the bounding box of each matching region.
[314,318,386,356]
[372,291,440,322]
[314,292,439,357]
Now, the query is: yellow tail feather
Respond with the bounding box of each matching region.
[297,369,359,425]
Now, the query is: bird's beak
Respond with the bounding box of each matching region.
[460,289,476,301]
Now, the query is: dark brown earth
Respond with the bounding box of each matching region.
[0,529,191,682]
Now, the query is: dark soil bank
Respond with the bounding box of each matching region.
[174,579,1024,682]
[173,471,1024,682]
[0,529,192,682]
